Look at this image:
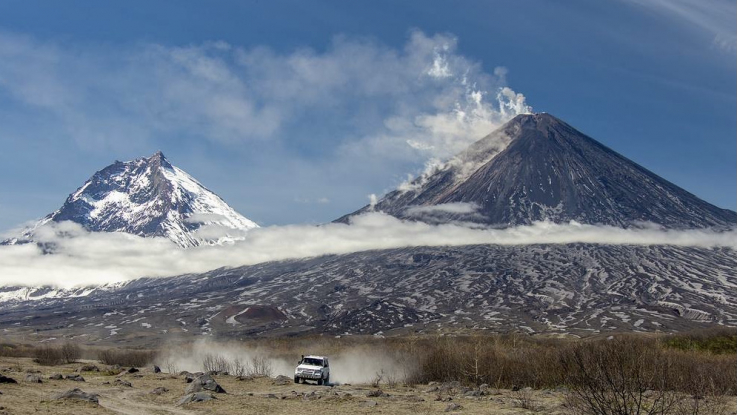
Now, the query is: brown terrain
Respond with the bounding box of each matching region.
[0,356,569,415]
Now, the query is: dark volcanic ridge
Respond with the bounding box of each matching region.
[0,243,735,344]
[339,113,736,230]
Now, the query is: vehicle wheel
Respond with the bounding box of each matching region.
[317,378,323,386]
[325,375,330,385]
[294,376,299,383]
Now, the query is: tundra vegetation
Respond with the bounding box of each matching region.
[0,328,734,415]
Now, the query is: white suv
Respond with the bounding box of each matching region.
[294,355,330,385]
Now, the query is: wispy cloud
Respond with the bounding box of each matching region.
[623,0,737,52]
[0,215,734,289]
[0,30,530,156]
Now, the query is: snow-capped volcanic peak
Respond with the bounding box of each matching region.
[41,151,257,247]
[339,113,737,229]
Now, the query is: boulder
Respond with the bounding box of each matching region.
[178,392,215,405]
[24,374,42,383]
[0,375,16,384]
[152,365,161,373]
[49,374,64,380]
[126,367,139,374]
[53,388,99,404]
[114,379,132,387]
[65,374,85,382]
[185,374,226,394]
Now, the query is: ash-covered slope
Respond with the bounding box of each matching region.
[1,244,735,343]
[340,113,736,229]
[27,151,257,247]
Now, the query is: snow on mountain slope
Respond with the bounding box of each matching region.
[339,113,737,229]
[30,151,257,247]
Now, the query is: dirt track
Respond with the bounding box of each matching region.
[0,357,574,415]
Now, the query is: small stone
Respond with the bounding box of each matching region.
[366,389,384,397]
[48,374,64,380]
[445,402,462,412]
[151,387,169,395]
[114,379,132,387]
[65,374,85,382]
[273,375,292,386]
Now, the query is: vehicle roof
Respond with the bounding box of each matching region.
[303,355,327,359]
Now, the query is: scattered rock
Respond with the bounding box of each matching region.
[366,389,385,397]
[464,390,482,397]
[445,402,462,412]
[404,395,425,402]
[114,379,132,387]
[440,381,462,393]
[151,387,169,395]
[53,388,99,404]
[185,374,226,394]
[184,372,204,383]
[127,367,139,374]
[77,365,99,373]
[0,375,16,384]
[24,374,42,383]
[273,375,292,386]
[25,369,41,374]
[65,374,85,382]
[49,374,64,380]
[264,393,279,399]
[424,386,439,393]
[152,365,161,373]
[362,400,378,407]
[178,392,215,405]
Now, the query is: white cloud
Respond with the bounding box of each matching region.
[623,0,737,52]
[0,30,530,157]
[405,202,480,215]
[0,216,734,289]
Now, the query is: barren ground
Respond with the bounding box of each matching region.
[0,357,574,415]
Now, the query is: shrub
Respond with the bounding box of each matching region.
[33,345,64,366]
[60,342,81,363]
[98,348,155,367]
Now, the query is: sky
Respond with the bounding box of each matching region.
[0,0,735,231]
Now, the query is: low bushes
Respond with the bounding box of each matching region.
[97,348,155,367]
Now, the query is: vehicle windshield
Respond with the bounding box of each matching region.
[302,358,323,366]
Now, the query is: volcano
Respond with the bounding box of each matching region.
[339,113,736,229]
[25,151,257,247]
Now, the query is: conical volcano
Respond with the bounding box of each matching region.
[35,151,258,247]
[340,113,736,229]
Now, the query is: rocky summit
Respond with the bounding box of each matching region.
[14,151,258,248]
[339,113,736,229]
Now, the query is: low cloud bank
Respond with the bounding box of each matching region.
[0,213,735,288]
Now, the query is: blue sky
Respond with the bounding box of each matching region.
[0,0,735,230]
